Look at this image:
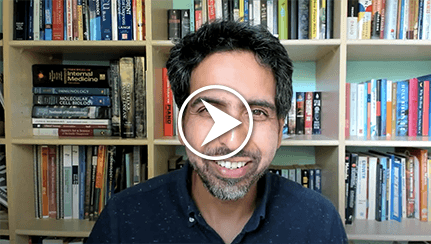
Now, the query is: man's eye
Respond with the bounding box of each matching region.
[252,109,268,118]
[198,107,208,113]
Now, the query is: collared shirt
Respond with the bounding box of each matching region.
[87,161,348,243]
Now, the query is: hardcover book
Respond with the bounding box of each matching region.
[119,57,135,138]
[295,92,305,134]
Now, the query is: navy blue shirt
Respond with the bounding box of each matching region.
[87,162,347,243]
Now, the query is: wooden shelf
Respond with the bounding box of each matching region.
[280,134,339,146]
[347,40,431,61]
[153,39,342,62]
[11,137,148,146]
[0,138,6,145]
[345,136,431,147]
[346,219,431,241]
[154,136,181,145]
[15,219,94,238]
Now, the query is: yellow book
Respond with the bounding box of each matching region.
[136,0,144,40]
[309,0,318,39]
[278,0,288,39]
[239,0,244,21]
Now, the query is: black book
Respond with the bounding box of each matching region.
[326,0,334,39]
[14,0,28,40]
[288,0,297,39]
[168,9,181,40]
[260,0,267,28]
[344,151,351,223]
[89,145,98,221]
[312,92,321,134]
[345,152,358,225]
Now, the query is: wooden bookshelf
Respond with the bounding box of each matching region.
[2,0,430,243]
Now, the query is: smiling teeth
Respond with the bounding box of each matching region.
[216,161,246,169]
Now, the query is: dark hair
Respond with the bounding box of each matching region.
[166,20,293,119]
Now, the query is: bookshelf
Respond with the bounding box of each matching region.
[1,0,430,243]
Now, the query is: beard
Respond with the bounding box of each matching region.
[188,146,267,201]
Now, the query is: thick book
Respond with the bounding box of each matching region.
[355,154,368,220]
[94,145,106,220]
[52,0,64,40]
[295,92,305,134]
[194,0,203,30]
[386,80,392,137]
[32,65,110,88]
[309,0,320,39]
[207,0,216,21]
[181,10,191,38]
[32,118,111,125]
[134,56,147,138]
[396,80,408,136]
[34,127,112,137]
[345,152,358,224]
[163,68,174,137]
[33,95,111,106]
[418,80,425,136]
[72,146,79,219]
[423,80,429,136]
[32,106,111,119]
[14,0,28,40]
[384,0,398,39]
[380,79,387,136]
[408,78,418,136]
[371,0,382,39]
[110,60,121,136]
[117,0,133,40]
[119,57,135,138]
[168,9,181,40]
[44,0,52,40]
[326,0,333,38]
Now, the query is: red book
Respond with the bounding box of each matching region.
[72,0,78,40]
[195,0,203,31]
[408,78,418,136]
[304,92,313,135]
[52,0,64,40]
[379,0,386,39]
[208,0,216,22]
[423,80,430,136]
[48,146,57,219]
[163,68,174,137]
[345,83,350,138]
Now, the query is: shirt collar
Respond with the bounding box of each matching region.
[176,160,273,230]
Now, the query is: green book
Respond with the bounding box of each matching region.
[278,0,288,39]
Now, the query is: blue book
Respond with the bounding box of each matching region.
[101,0,112,40]
[418,0,424,39]
[398,0,405,39]
[390,155,403,222]
[79,145,86,220]
[89,0,102,40]
[33,87,110,95]
[44,0,52,40]
[364,81,369,137]
[379,156,387,221]
[370,150,394,221]
[117,0,132,40]
[40,0,45,39]
[244,0,249,22]
[396,81,408,136]
[418,80,425,136]
[28,0,34,40]
[381,79,387,136]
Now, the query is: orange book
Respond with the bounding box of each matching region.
[163,68,174,137]
[41,146,49,218]
[96,145,106,213]
[386,81,392,137]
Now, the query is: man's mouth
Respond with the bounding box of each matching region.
[216,161,247,170]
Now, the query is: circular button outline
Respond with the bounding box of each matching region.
[178,85,254,161]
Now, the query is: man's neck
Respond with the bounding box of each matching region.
[190,171,257,243]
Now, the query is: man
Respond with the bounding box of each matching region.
[87,20,347,243]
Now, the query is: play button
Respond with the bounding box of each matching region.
[178,85,253,161]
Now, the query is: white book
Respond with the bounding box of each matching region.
[249,1,253,22]
[253,0,260,26]
[400,156,407,218]
[367,155,378,220]
[66,0,73,40]
[72,146,79,219]
[386,80,393,137]
[355,154,368,219]
[350,83,358,136]
[347,17,358,39]
[358,0,372,39]
[111,0,118,40]
[357,83,365,136]
[370,79,377,136]
[403,0,409,40]
[267,0,274,34]
[63,145,73,219]
[215,0,223,19]
[414,156,420,219]
[33,0,40,40]
[422,0,430,39]
[384,0,398,39]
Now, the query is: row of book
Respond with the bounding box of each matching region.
[347,0,431,40]
[33,145,147,221]
[13,0,145,40]
[346,74,431,137]
[345,148,430,224]
[29,237,85,244]
[172,0,334,40]
[269,165,322,193]
[32,58,147,138]
[284,91,322,135]
[0,148,6,209]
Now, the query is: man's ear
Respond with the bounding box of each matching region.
[277,118,285,148]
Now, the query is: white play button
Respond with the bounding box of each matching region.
[200,99,242,146]
[178,85,253,161]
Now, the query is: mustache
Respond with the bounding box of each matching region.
[203,146,262,161]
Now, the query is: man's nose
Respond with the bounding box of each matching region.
[215,117,248,151]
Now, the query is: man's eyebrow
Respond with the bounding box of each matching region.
[247,99,277,111]
[190,96,227,107]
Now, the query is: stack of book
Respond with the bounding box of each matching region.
[33,145,147,221]
[345,148,431,224]
[348,0,431,40]
[285,91,322,135]
[170,0,334,40]
[32,64,112,137]
[269,164,322,193]
[13,0,145,40]
[346,74,431,137]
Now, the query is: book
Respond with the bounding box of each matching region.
[117,0,133,40]
[347,0,358,39]
[52,0,64,40]
[109,60,121,136]
[119,57,135,138]
[33,128,112,137]
[297,0,309,39]
[345,152,358,224]
[312,92,321,134]
[163,68,174,137]
[63,145,73,219]
[278,0,288,39]
[355,154,368,219]
[288,97,296,135]
[358,0,372,39]
[101,0,112,40]
[48,146,57,218]
[72,146,79,219]
[41,145,49,218]
[289,0,298,39]
[33,87,110,96]
[396,80,408,136]
[134,56,147,138]
[304,91,313,135]
[168,9,181,40]
[181,10,190,38]
[295,92,305,134]
[32,106,111,119]
[408,78,419,136]
[33,95,111,106]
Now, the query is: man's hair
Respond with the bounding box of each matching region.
[166,20,293,119]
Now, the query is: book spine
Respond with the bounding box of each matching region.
[33,95,111,106]
[78,145,86,219]
[83,0,90,40]
[288,97,296,135]
[110,60,121,136]
[356,155,368,219]
[95,145,106,219]
[33,123,109,129]
[92,0,102,40]
[65,0,72,40]
[84,146,92,219]
[106,146,116,200]
[304,91,313,135]
[380,157,387,221]
[168,9,181,40]
[350,83,358,136]
[110,0,117,40]
[222,0,229,20]
[309,0,319,39]
[44,0,53,40]
[370,79,377,136]
[33,146,40,218]
[267,0,274,34]
[28,0,34,40]
[163,67,174,137]
[71,146,79,219]
[383,0,397,38]
[41,146,49,218]
[132,0,137,40]
[260,0,267,28]
[312,92,321,134]
[298,0,309,39]
[32,118,110,125]
[358,0,372,39]
[89,146,98,220]
[376,163,383,221]
[253,0,260,25]
[367,81,371,137]
[315,168,321,193]
[134,56,147,138]
[181,10,191,38]
[40,0,45,39]
[52,0,64,40]
[376,79,382,136]
[357,83,365,136]
[371,0,382,39]
[391,81,397,136]
[408,78,418,136]
[195,0,203,31]
[379,0,387,39]
[423,0,431,39]
[273,0,278,37]
[420,151,428,221]
[368,158,377,220]
[34,0,41,40]
[32,65,110,88]
[406,156,415,217]
[48,146,57,218]
[208,0,216,21]
[391,157,402,222]
[419,0,425,39]
[346,153,358,224]
[33,87,110,96]
[77,0,84,40]
[278,0,288,39]
[63,145,73,219]
[423,80,430,136]
[72,0,79,39]
[318,0,326,39]
[32,106,111,119]
[288,0,297,39]
[381,79,387,136]
[345,83,350,137]
[295,92,305,134]
[386,80,392,137]
[101,0,112,40]
[119,57,135,138]
[42,128,111,137]
[418,80,425,136]
[55,146,61,219]
[14,0,27,40]
[403,0,410,39]
[216,0,223,19]
[326,0,333,38]
[396,81,408,136]
[133,146,141,185]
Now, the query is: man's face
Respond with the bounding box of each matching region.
[181,51,284,201]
